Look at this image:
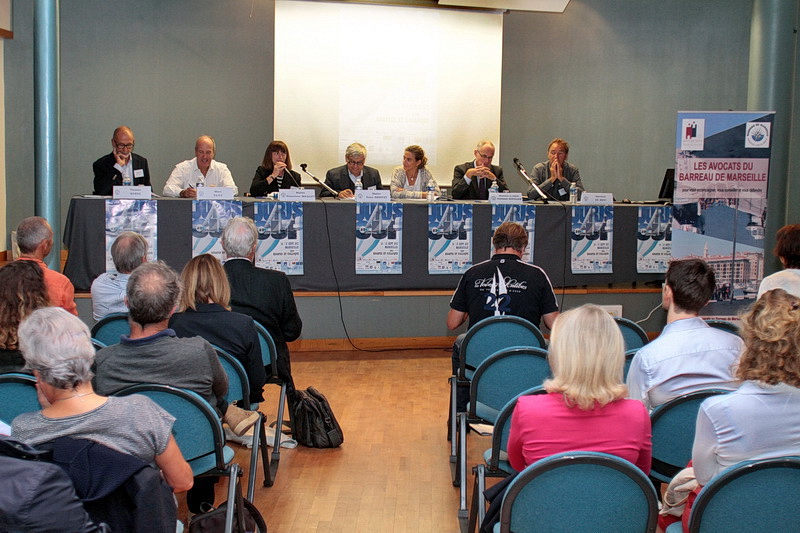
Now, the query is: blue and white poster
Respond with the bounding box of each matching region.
[491,204,536,263]
[254,202,304,275]
[355,203,403,274]
[428,203,472,274]
[570,205,613,273]
[191,200,242,261]
[673,111,773,317]
[104,199,157,272]
[636,206,672,273]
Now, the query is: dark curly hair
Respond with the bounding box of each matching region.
[737,288,800,387]
[0,261,49,350]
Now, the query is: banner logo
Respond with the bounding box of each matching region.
[745,122,770,148]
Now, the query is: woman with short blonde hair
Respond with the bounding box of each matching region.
[177,253,231,312]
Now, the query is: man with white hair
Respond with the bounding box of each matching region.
[321,142,383,199]
[162,135,238,197]
[90,231,148,320]
[222,217,302,395]
[16,216,77,315]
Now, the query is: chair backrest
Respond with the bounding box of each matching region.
[613,317,649,351]
[461,316,545,377]
[499,451,659,533]
[253,321,279,380]
[91,338,107,352]
[623,348,638,381]
[0,373,39,422]
[469,347,551,424]
[212,345,251,405]
[703,318,741,337]
[686,456,800,532]
[486,386,548,473]
[650,389,730,481]
[114,384,228,476]
[90,313,130,346]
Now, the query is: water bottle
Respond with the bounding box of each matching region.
[426,178,436,202]
[569,182,578,203]
[122,171,132,187]
[196,175,205,189]
[355,176,363,192]
[489,180,499,196]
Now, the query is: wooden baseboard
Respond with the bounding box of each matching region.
[288,336,456,352]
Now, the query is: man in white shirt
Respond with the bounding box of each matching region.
[627,258,743,410]
[162,135,238,197]
[90,231,147,320]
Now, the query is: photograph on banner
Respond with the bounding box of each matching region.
[105,199,157,272]
[570,205,613,274]
[636,205,672,273]
[428,203,472,274]
[191,200,242,260]
[491,204,536,263]
[355,202,403,274]
[673,111,772,317]
[254,202,304,275]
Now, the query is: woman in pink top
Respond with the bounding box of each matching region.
[507,304,652,473]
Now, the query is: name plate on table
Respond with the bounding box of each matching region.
[580,192,613,205]
[113,186,151,199]
[279,188,315,202]
[489,191,524,204]
[197,187,235,200]
[356,189,391,203]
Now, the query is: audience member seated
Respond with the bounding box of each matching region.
[322,142,383,199]
[480,304,651,532]
[90,231,148,321]
[169,253,267,405]
[15,216,78,315]
[92,125,151,195]
[627,259,743,410]
[758,224,800,298]
[10,307,193,493]
[92,261,258,514]
[526,137,584,201]
[451,140,508,200]
[222,217,303,397]
[390,145,441,199]
[249,140,302,196]
[0,261,48,374]
[660,288,800,531]
[162,135,238,198]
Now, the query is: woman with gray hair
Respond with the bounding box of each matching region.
[11,307,193,493]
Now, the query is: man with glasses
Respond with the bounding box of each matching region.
[452,140,508,200]
[527,137,584,201]
[92,126,151,195]
[321,142,383,199]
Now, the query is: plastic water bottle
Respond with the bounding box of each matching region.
[122,171,132,186]
[355,176,363,192]
[426,178,436,202]
[489,180,499,196]
[569,182,578,203]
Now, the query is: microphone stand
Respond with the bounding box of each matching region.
[513,158,549,203]
[301,164,340,198]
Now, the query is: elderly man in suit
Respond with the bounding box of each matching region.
[92,126,151,195]
[221,217,303,395]
[321,142,383,199]
[451,140,508,200]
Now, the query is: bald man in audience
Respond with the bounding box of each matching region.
[162,135,238,198]
[15,216,77,315]
[90,231,148,320]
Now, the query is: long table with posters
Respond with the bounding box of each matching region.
[63,196,665,292]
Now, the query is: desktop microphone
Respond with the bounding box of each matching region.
[514,158,549,203]
[301,164,339,197]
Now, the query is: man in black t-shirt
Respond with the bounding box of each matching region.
[447,222,559,411]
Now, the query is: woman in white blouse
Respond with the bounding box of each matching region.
[390,145,441,199]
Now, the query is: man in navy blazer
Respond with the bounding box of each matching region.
[92,126,151,195]
[451,140,508,200]
[321,142,383,198]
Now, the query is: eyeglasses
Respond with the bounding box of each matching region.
[347,160,365,166]
[115,142,134,149]
[477,152,494,161]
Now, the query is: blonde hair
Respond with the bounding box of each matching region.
[178,254,231,312]
[544,304,627,410]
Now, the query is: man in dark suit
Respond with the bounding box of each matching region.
[92,126,151,195]
[451,140,508,200]
[321,142,383,198]
[221,216,303,394]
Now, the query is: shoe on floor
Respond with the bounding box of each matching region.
[224,404,260,436]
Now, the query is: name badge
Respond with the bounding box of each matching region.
[113,186,151,199]
[279,189,315,202]
[134,169,145,178]
[197,187,235,200]
[356,189,391,202]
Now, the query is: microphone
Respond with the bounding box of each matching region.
[301,164,339,197]
[287,167,301,188]
[513,158,549,203]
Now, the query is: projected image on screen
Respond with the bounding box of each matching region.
[275,0,502,184]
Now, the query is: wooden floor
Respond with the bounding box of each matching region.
[179,348,494,532]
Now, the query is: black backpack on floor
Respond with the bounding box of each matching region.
[290,387,344,448]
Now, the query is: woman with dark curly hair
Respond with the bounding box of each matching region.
[0,260,49,373]
[692,288,800,485]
